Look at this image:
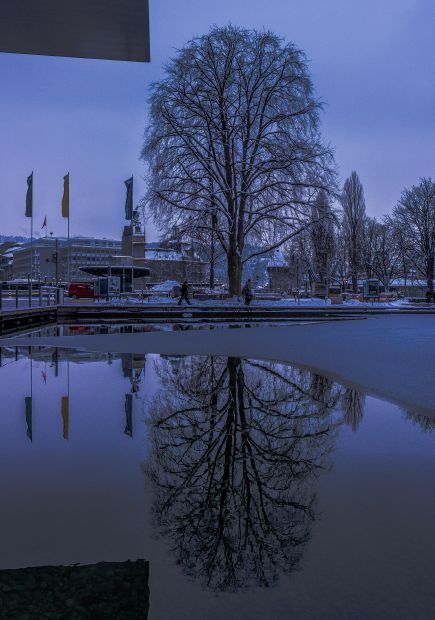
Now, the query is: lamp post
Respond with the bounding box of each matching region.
[27,272,31,308]
[55,237,59,286]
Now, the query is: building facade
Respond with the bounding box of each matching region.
[12,238,122,282]
[266,250,300,292]
[0,254,13,281]
[145,243,206,284]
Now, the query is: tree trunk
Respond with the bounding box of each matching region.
[351,271,358,294]
[427,255,434,294]
[227,250,242,296]
[209,210,217,289]
[209,249,215,289]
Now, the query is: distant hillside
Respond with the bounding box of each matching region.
[0,235,28,244]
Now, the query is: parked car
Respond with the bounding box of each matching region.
[67,282,95,299]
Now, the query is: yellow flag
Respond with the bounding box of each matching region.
[62,173,69,218]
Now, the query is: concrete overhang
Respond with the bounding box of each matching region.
[0,0,150,62]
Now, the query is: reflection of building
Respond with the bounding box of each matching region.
[11,238,122,282]
[145,242,206,284]
[121,353,146,379]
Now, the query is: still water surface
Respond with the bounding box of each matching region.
[1,346,435,619]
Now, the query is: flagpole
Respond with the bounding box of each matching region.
[61,172,70,284]
[131,176,134,294]
[30,212,33,276]
[30,176,34,301]
[67,173,70,284]
[68,209,70,284]
[68,172,71,284]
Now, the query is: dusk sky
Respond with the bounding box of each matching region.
[0,0,434,240]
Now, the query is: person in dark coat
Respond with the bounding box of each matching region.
[242,279,253,306]
[178,280,191,305]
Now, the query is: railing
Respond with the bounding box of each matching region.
[0,285,64,311]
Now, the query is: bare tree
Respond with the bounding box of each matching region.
[361,217,401,291]
[372,221,402,292]
[341,388,365,432]
[309,190,337,296]
[361,216,379,280]
[142,26,336,295]
[404,410,435,433]
[341,171,366,293]
[332,222,350,291]
[388,178,435,295]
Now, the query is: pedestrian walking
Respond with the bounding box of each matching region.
[242,279,253,306]
[178,280,191,306]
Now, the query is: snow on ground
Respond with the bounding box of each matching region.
[2,315,434,418]
[149,280,180,292]
[96,295,426,309]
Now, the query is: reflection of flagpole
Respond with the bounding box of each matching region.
[25,355,33,442]
[52,347,59,377]
[124,393,133,437]
[61,361,70,439]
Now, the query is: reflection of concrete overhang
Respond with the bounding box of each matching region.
[1,0,150,62]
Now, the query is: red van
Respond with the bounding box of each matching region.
[67,282,95,299]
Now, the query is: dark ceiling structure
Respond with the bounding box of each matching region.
[0,0,150,62]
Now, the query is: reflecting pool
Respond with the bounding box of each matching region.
[1,346,435,619]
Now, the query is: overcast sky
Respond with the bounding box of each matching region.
[0,0,434,240]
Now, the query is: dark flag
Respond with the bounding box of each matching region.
[25,396,33,441]
[61,173,70,218]
[25,173,33,218]
[124,393,133,437]
[124,176,133,221]
[41,215,47,229]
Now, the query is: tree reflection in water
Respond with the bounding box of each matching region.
[144,356,341,590]
[341,387,366,432]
